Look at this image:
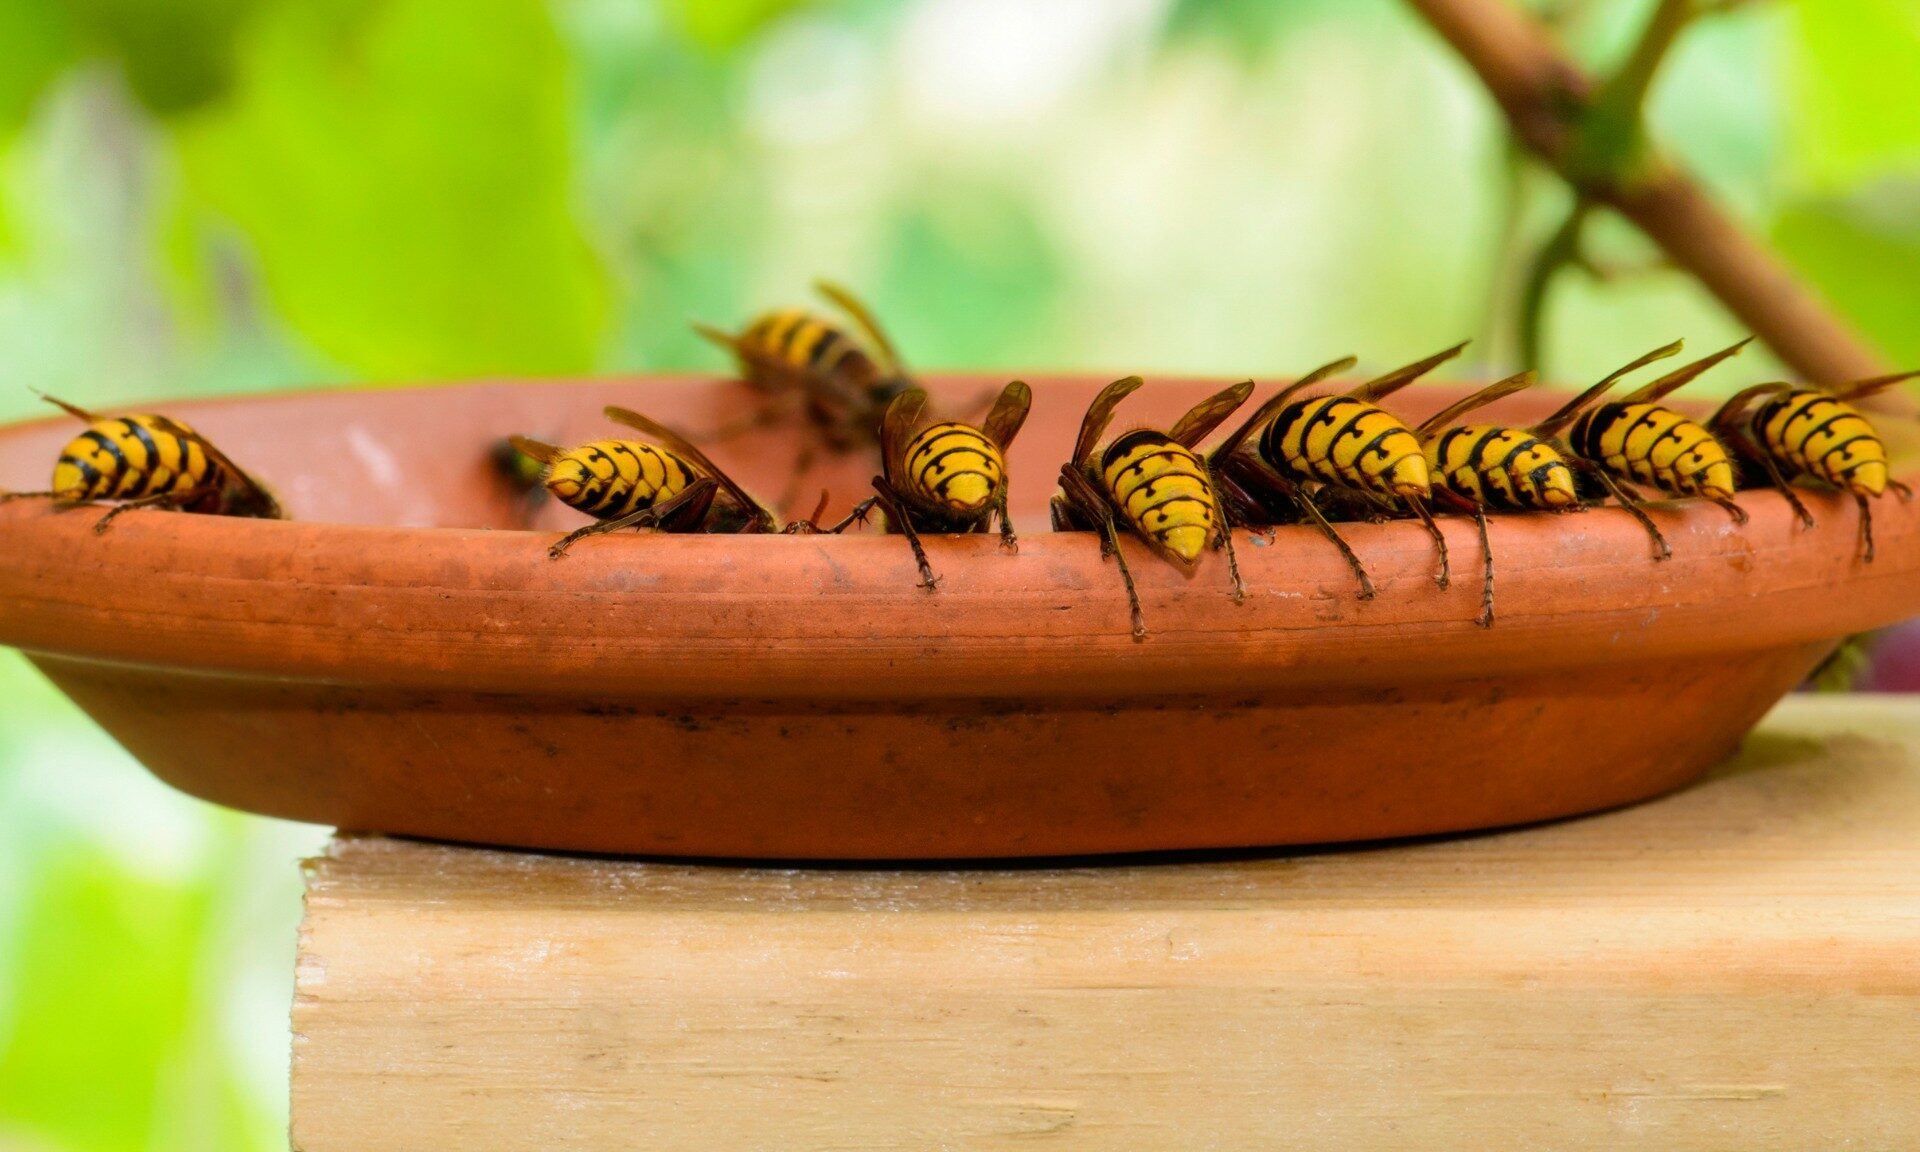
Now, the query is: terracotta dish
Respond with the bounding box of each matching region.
[2,375,1916,859]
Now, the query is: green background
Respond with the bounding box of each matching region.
[2,0,1918,1147]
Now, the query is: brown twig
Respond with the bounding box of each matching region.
[1405,0,1892,391]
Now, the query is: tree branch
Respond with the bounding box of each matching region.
[1517,199,1591,370]
[1405,0,1891,388]
[1568,0,1688,182]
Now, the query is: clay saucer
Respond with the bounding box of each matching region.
[1,375,1915,859]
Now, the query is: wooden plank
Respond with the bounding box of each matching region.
[291,696,1920,1150]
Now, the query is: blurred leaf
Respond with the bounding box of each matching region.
[1787,0,1920,192]
[171,0,609,378]
[544,0,766,367]
[0,851,207,1152]
[0,0,76,139]
[658,0,811,52]
[0,649,297,1152]
[0,0,262,123]
[1160,0,1356,63]
[878,181,1063,369]
[1774,180,1920,366]
[0,0,77,254]
[69,0,265,115]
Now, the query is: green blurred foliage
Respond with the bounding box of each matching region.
[0,649,314,1152]
[0,849,257,1151]
[877,180,1064,369]
[1786,0,1920,194]
[0,0,73,249]
[0,1,74,142]
[69,0,264,115]
[659,0,814,51]
[171,0,609,378]
[1,2,1919,1150]
[1161,0,1352,61]
[1775,182,1920,366]
[1772,0,1920,370]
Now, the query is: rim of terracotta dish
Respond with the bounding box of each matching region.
[1,375,1916,701]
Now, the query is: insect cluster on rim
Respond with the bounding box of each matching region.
[8,283,1916,642]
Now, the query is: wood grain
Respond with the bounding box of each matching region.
[291,696,1920,1150]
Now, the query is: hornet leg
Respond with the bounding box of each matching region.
[1275,476,1375,600]
[1471,502,1494,628]
[873,476,939,591]
[780,490,837,534]
[1058,464,1146,639]
[1214,522,1245,605]
[1858,492,1876,564]
[1099,512,1147,642]
[813,496,880,535]
[93,485,220,535]
[1590,467,1671,561]
[1404,495,1451,589]
[549,509,656,559]
[548,479,719,559]
[1203,465,1245,604]
[1738,431,1815,529]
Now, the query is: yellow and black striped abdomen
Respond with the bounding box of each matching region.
[1757,391,1888,497]
[543,440,696,521]
[1573,402,1736,500]
[739,309,868,380]
[52,415,218,502]
[903,421,1004,516]
[1263,396,1430,497]
[1427,425,1578,510]
[1100,431,1219,565]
